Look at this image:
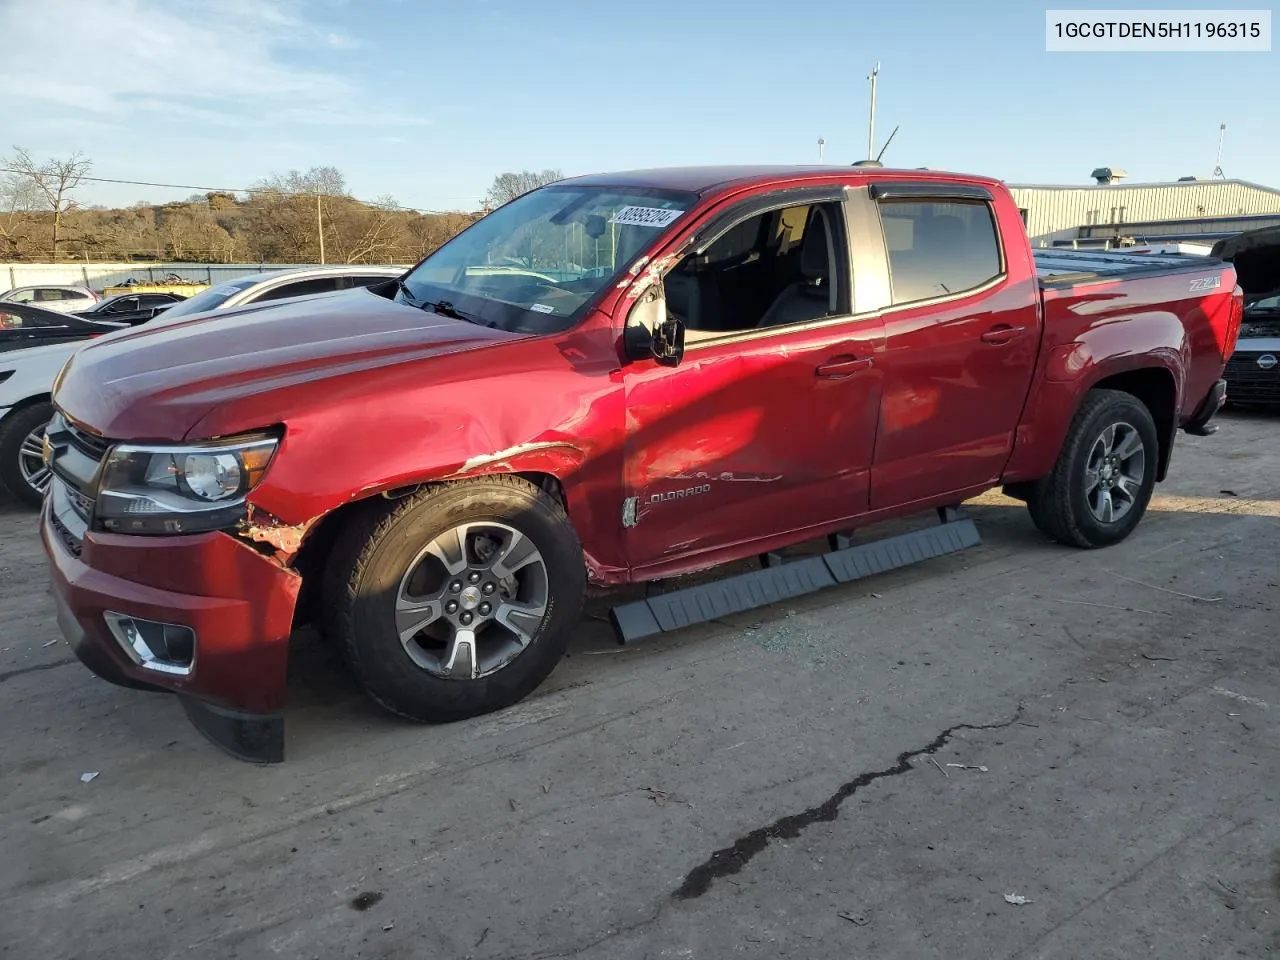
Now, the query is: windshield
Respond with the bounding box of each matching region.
[400,184,696,333]
[156,279,257,321]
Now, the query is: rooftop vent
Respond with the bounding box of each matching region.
[1091,167,1128,185]
[1178,175,1198,181]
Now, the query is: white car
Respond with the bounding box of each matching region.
[0,265,404,506]
[0,285,99,314]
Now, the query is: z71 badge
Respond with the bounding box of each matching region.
[1189,276,1222,292]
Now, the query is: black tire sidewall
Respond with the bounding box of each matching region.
[346,482,584,722]
[1065,396,1158,546]
[0,403,53,508]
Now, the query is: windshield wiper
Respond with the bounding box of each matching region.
[423,299,493,326]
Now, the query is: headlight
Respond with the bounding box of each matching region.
[96,433,279,534]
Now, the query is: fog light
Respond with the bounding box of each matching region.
[104,612,196,676]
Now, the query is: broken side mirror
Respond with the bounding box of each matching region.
[623,285,684,367]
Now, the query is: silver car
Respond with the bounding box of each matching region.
[153,265,405,324]
[0,285,99,314]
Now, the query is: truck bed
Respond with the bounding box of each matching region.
[1034,248,1219,287]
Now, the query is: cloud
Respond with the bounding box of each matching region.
[0,0,401,127]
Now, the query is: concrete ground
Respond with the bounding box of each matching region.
[1,413,1277,960]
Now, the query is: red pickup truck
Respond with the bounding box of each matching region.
[41,165,1242,761]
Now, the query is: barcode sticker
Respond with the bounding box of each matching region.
[610,206,684,228]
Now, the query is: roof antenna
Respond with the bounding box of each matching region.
[875,125,899,164]
[1212,121,1227,179]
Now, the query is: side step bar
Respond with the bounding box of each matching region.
[609,509,980,644]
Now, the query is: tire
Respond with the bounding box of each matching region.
[324,476,585,723]
[1026,389,1159,549]
[0,402,54,508]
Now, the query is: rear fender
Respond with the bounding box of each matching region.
[1003,310,1186,483]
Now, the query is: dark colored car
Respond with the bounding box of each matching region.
[75,292,186,327]
[1213,228,1280,406]
[0,302,122,353]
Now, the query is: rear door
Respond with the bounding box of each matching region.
[858,183,1040,509]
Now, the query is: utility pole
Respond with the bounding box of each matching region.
[818,137,826,162]
[1212,121,1227,178]
[866,62,880,161]
[316,193,326,264]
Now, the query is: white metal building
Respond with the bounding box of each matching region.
[1007,176,1280,247]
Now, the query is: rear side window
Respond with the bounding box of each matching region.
[0,305,74,329]
[878,199,1002,305]
[251,277,344,303]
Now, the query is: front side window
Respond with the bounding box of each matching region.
[6,289,34,303]
[878,199,1002,305]
[106,297,140,314]
[663,201,846,336]
[401,185,695,333]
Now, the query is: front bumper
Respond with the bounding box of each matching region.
[42,502,301,763]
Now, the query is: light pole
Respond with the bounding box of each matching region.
[818,137,825,162]
[316,193,326,264]
[867,62,880,161]
[1212,121,1227,178]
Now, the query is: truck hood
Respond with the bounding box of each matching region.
[1212,227,1280,302]
[54,287,525,441]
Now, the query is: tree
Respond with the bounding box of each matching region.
[484,169,563,210]
[0,170,41,259]
[4,147,92,259]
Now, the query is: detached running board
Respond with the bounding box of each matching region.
[609,511,980,644]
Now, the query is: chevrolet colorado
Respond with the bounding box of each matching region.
[41,165,1242,761]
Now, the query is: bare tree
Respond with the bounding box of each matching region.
[257,166,347,198]
[5,147,92,259]
[0,170,41,259]
[484,169,563,210]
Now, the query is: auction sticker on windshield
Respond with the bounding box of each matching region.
[610,206,684,227]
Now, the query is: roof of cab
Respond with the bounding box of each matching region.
[558,164,1000,196]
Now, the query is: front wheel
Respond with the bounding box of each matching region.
[1026,389,1159,549]
[325,476,585,723]
[0,402,54,508]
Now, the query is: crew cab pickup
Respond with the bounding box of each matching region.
[41,165,1242,761]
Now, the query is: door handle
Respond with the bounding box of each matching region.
[815,356,874,378]
[980,324,1026,345]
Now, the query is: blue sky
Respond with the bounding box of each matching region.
[2,0,1276,211]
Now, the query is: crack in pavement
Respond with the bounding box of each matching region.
[672,706,1025,901]
[0,658,75,684]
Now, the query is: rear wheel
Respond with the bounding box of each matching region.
[0,402,54,508]
[325,476,585,722]
[1026,389,1158,548]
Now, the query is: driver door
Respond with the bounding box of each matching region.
[620,191,885,575]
